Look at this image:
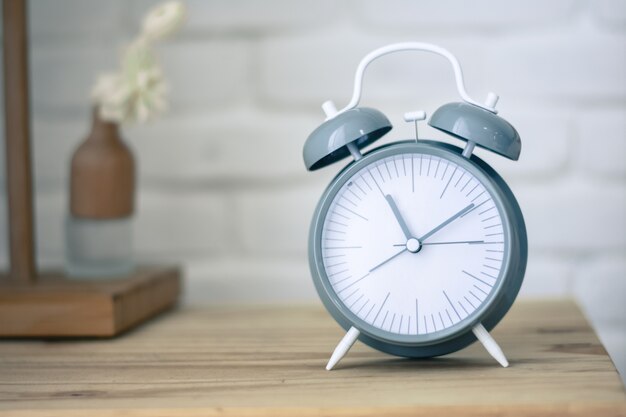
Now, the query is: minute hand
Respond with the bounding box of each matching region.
[418,203,474,242]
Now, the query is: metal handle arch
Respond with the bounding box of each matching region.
[327,42,498,118]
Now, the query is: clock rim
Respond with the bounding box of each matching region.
[308,140,528,358]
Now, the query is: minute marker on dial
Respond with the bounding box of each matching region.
[373,292,391,325]
[440,162,449,180]
[471,190,486,202]
[440,165,458,198]
[443,290,462,321]
[460,177,472,191]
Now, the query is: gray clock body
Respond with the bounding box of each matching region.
[308,140,528,358]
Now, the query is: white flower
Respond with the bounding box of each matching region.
[141,1,186,42]
[91,1,184,125]
[92,42,169,124]
[92,73,132,122]
[124,66,168,123]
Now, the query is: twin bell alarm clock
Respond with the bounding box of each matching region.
[303,42,527,370]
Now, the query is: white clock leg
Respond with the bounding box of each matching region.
[472,322,509,368]
[326,326,360,371]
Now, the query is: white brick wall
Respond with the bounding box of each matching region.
[358,0,580,30]
[0,0,624,379]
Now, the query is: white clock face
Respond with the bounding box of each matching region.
[321,152,507,339]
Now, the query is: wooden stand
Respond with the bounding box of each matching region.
[0,267,181,337]
[0,0,181,338]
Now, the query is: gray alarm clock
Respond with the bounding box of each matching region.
[303,43,527,370]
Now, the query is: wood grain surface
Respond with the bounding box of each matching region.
[0,300,624,416]
[0,267,180,337]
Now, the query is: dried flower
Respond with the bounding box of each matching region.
[141,1,186,42]
[91,1,185,125]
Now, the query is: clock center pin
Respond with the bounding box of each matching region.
[406,238,421,253]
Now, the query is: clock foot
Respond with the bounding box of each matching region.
[326,326,360,370]
[472,322,509,368]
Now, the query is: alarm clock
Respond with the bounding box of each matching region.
[303,43,527,370]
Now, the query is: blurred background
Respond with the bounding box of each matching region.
[0,1,624,376]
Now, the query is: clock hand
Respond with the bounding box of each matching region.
[369,248,407,273]
[393,240,485,246]
[385,194,413,240]
[423,240,484,246]
[418,203,474,242]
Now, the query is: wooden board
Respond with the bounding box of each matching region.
[0,267,180,337]
[0,300,624,416]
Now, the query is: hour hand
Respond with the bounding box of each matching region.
[385,194,413,240]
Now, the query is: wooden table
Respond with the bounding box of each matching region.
[0,300,624,416]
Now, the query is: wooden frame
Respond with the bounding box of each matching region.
[0,0,181,337]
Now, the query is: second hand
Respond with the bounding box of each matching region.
[393,240,485,246]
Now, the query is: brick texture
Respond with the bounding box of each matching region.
[130,0,344,34]
[575,108,626,178]
[359,0,579,30]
